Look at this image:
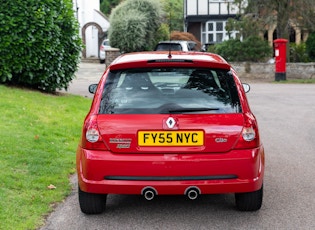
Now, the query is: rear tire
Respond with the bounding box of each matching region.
[235,185,263,211]
[78,186,107,214]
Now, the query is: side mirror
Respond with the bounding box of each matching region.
[88,84,98,94]
[242,83,250,93]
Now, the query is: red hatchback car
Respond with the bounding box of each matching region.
[76,51,265,214]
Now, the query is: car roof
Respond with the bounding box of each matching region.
[154,41,198,51]
[109,51,231,71]
[157,40,196,44]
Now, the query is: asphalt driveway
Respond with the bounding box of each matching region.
[59,62,105,98]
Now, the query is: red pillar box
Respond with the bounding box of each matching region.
[274,39,288,81]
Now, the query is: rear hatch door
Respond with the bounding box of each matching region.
[97,113,244,153]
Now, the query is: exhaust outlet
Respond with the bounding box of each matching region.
[185,186,200,200]
[141,187,157,201]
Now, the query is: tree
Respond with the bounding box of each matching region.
[0,0,82,92]
[298,0,315,32]
[227,0,315,40]
[108,0,163,52]
[102,0,184,31]
[226,15,264,40]
[160,0,184,32]
[244,0,315,39]
[225,1,268,40]
[100,0,122,16]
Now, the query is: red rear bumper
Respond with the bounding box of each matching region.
[76,146,264,195]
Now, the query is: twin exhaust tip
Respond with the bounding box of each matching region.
[142,187,157,201]
[185,186,201,200]
[142,186,201,201]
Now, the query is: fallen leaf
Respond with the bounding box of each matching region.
[47,184,57,190]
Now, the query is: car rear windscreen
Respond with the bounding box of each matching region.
[99,68,241,114]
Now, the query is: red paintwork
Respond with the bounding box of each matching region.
[77,51,265,196]
[274,39,288,73]
[77,147,264,195]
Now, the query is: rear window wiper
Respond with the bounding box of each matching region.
[167,107,219,114]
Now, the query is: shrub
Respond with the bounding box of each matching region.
[289,43,309,62]
[213,36,272,62]
[214,39,243,61]
[109,0,163,52]
[170,31,201,50]
[306,32,315,61]
[0,0,82,92]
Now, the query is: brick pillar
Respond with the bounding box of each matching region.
[105,48,121,68]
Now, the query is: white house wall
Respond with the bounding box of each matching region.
[197,0,208,15]
[185,0,243,17]
[184,0,245,44]
[73,0,110,58]
[85,26,99,58]
[94,10,110,32]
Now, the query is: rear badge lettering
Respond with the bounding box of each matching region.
[110,138,132,149]
[117,143,131,149]
[215,137,228,143]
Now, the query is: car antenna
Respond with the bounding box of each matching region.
[168,3,172,59]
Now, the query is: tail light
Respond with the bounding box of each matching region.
[100,45,104,51]
[81,115,107,150]
[234,114,260,149]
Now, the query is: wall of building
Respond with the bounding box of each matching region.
[184,0,241,16]
[188,22,202,41]
[231,62,315,82]
[184,0,239,45]
[73,0,109,58]
[105,48,121,68]
[184,0,310,46]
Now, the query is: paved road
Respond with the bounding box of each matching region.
[43,63,315,229]
[59,62,106,98]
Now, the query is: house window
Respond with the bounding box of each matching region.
[201,21,238,44]
[217,33,223,42]
[208,34,214,42]
[216,22,223,31]
[208,23,213,31]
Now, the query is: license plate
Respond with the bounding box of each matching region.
[138,131,204,146]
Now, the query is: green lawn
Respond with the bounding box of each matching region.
[275,78,315,84]
[0,85,92,230]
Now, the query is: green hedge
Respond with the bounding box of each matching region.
[109,0,163,53]
[0,0,82,92]
[289,43,309,62]
[211,36,272,62]
[306,32,315,61]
